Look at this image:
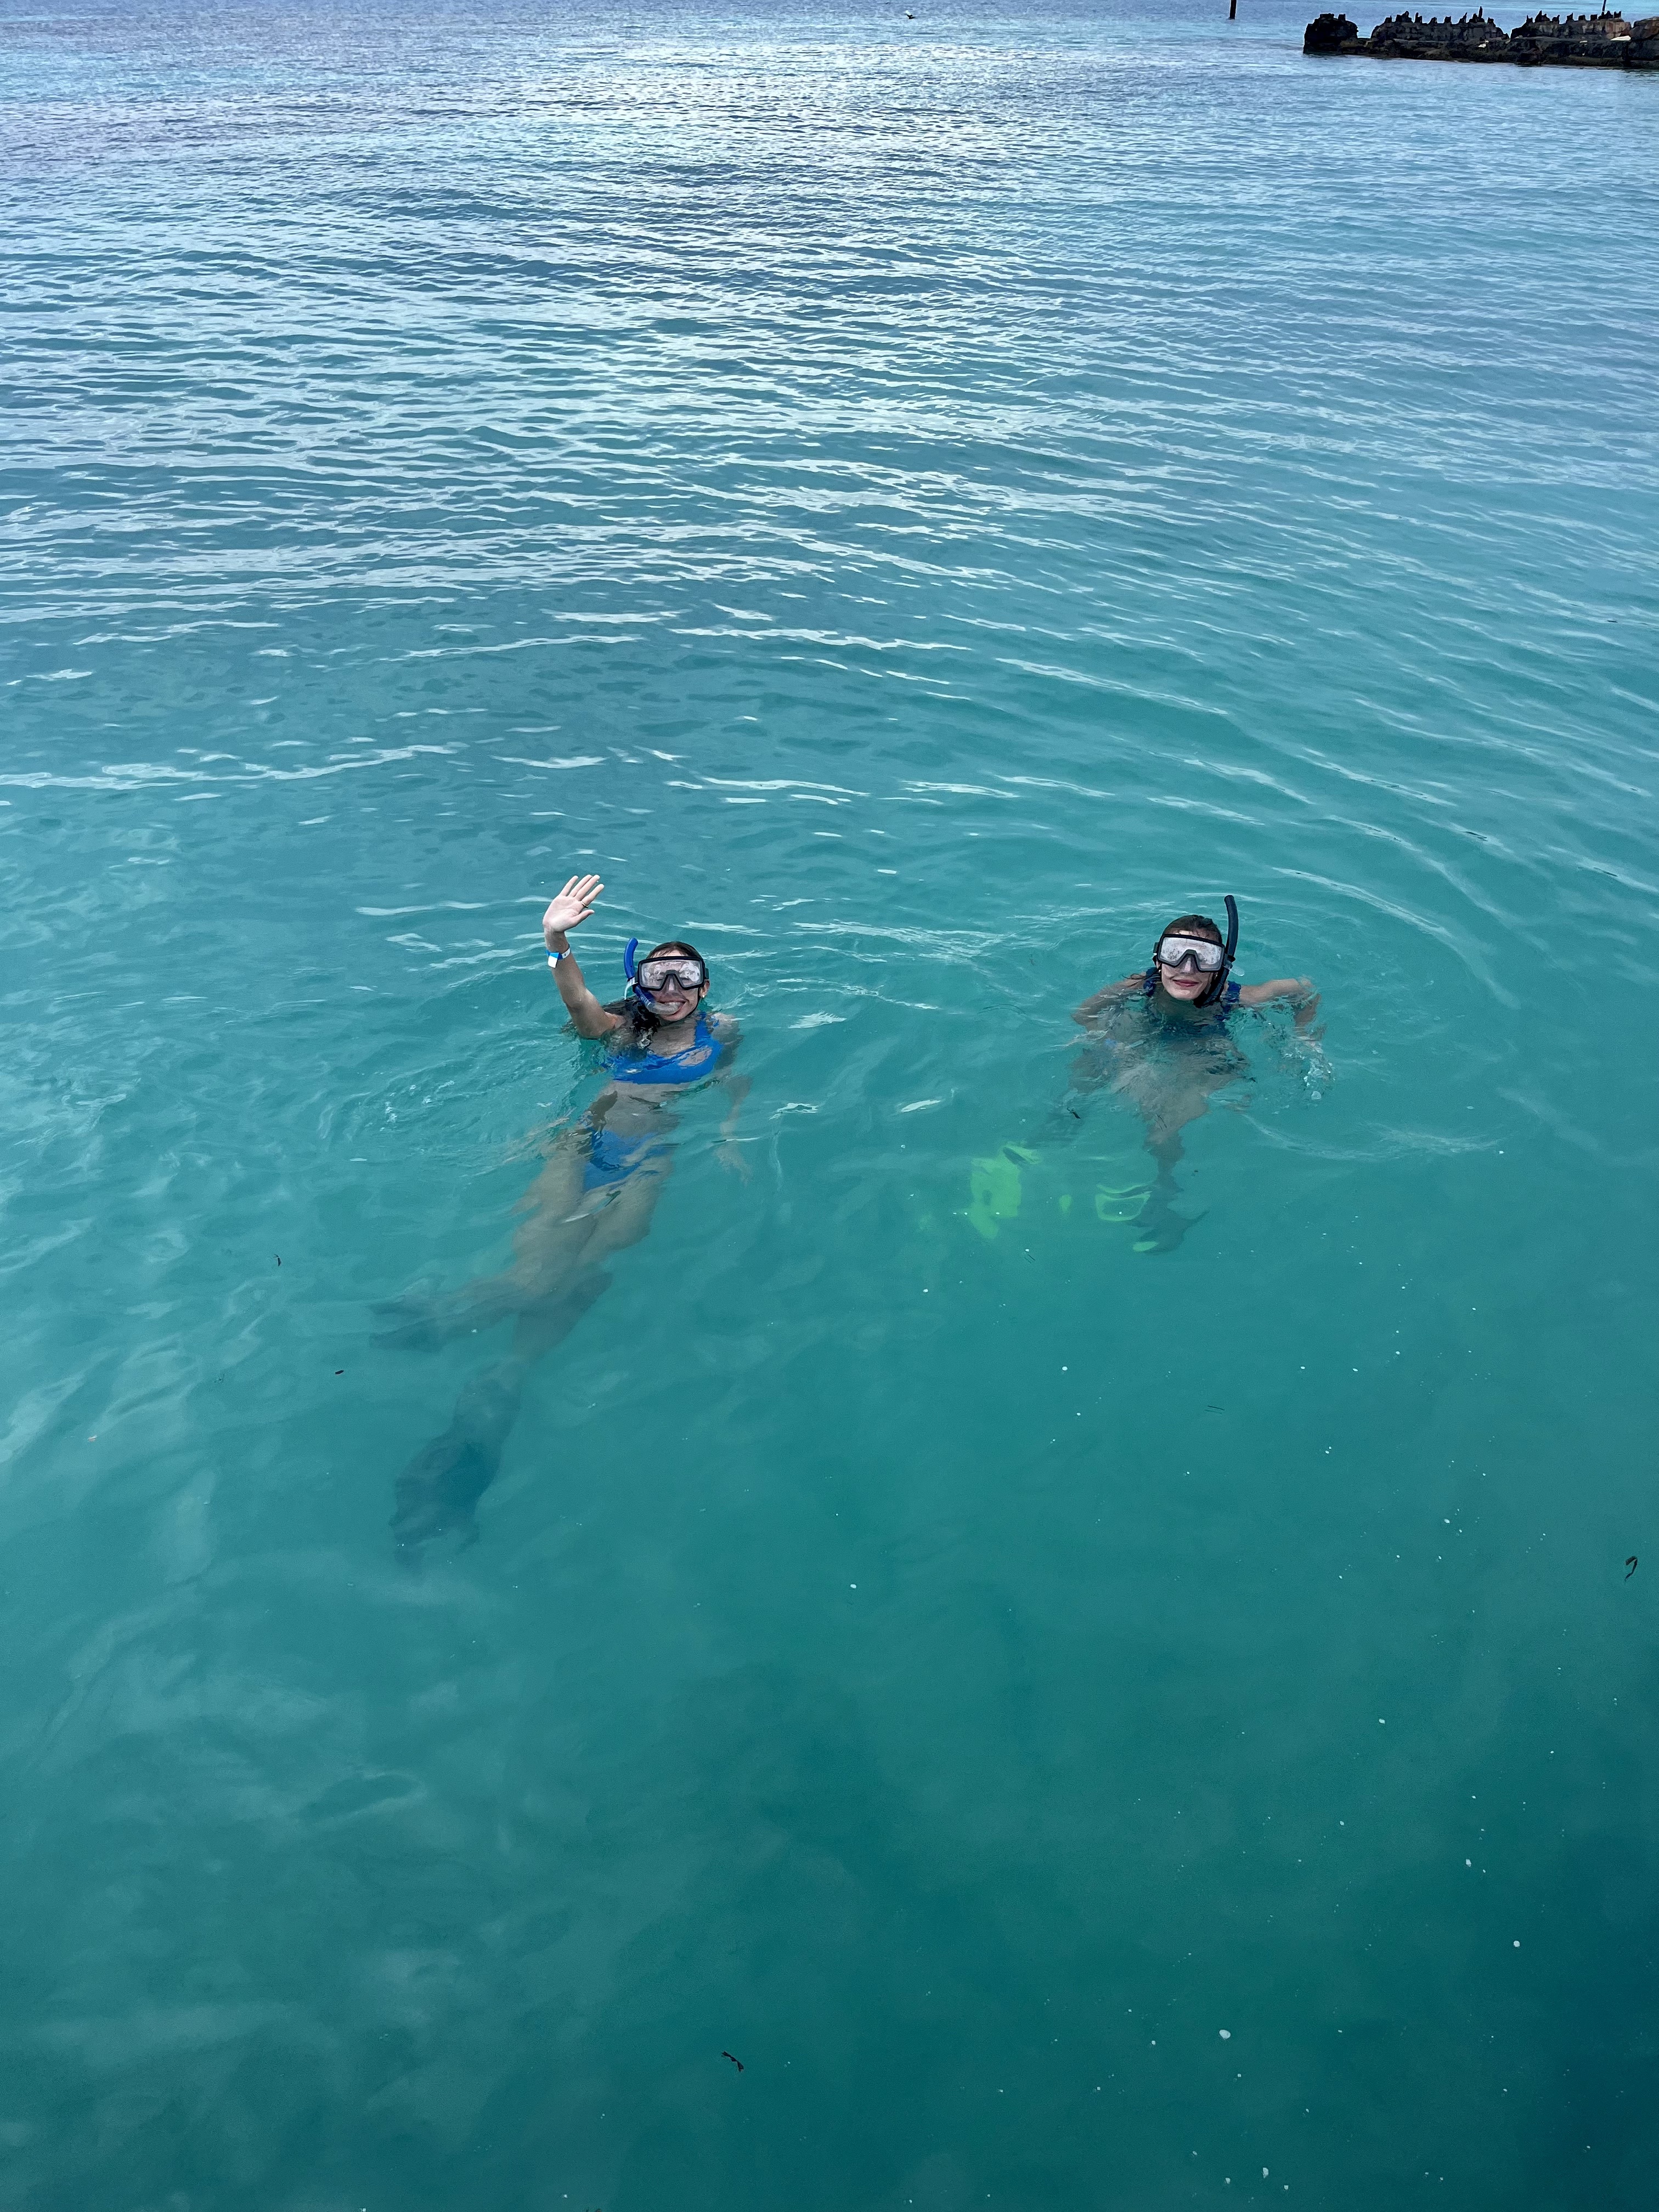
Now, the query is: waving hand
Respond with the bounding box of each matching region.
[542,874,603,945]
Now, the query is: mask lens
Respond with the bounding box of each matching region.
[639,958,703,991]
[1157,935,1223,973]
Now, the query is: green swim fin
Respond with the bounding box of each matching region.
[965,1147,1029,1242]
[1094,1181,1150,1225]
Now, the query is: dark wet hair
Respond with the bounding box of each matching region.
[1158,913,1223,947]
[645,939,705,968]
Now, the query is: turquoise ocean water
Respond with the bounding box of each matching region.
[3,1,1657,2204]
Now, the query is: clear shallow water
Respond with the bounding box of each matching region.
[3,0,1657,2203]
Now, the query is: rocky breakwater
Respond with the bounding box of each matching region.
[1304,8,1659,63]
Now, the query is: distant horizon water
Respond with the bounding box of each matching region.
[2,2,1657,2208]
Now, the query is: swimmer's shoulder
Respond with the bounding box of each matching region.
[1072,975,1146,1026]
[1236,975,1314,1009]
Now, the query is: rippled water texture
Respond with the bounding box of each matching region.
[3,1,1657,2205]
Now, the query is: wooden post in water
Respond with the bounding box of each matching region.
[1229,0,1238,18]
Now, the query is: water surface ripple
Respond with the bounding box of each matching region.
[2,2,1657,2207]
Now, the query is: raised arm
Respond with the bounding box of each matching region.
[541,874,624,1040]
[1073,975,1145,1026]
[1237,975,1321,1030]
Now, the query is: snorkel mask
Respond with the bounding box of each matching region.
[1153,895,1238,1007]
[623,937,708,1007]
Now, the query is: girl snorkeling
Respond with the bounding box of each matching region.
[1068,899,1318,1248]
[967,898,1319,1254]
[1073,898,1317,1037]
[383,873,747,1560]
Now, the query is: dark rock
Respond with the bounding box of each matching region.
[1304,4,1658,63]
[1510,10,1632,62]
[1367,9,1513,58]
[1304,11,1364,49]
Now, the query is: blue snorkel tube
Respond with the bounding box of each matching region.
[598,937,654,1030]
[1196,894,1239,1008]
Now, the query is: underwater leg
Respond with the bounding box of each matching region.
[390,1265,611,1563]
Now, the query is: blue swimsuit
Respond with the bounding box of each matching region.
[601,1014,721,1088]
[582,1015,721,1190]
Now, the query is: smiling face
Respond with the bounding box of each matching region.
[635,943,708,1026]
[640,972,706,1023]
[1158,956,1212,1002]
[1153,916,1226,1003]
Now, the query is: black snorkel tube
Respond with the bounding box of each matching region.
[1195,894,1239,1007]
